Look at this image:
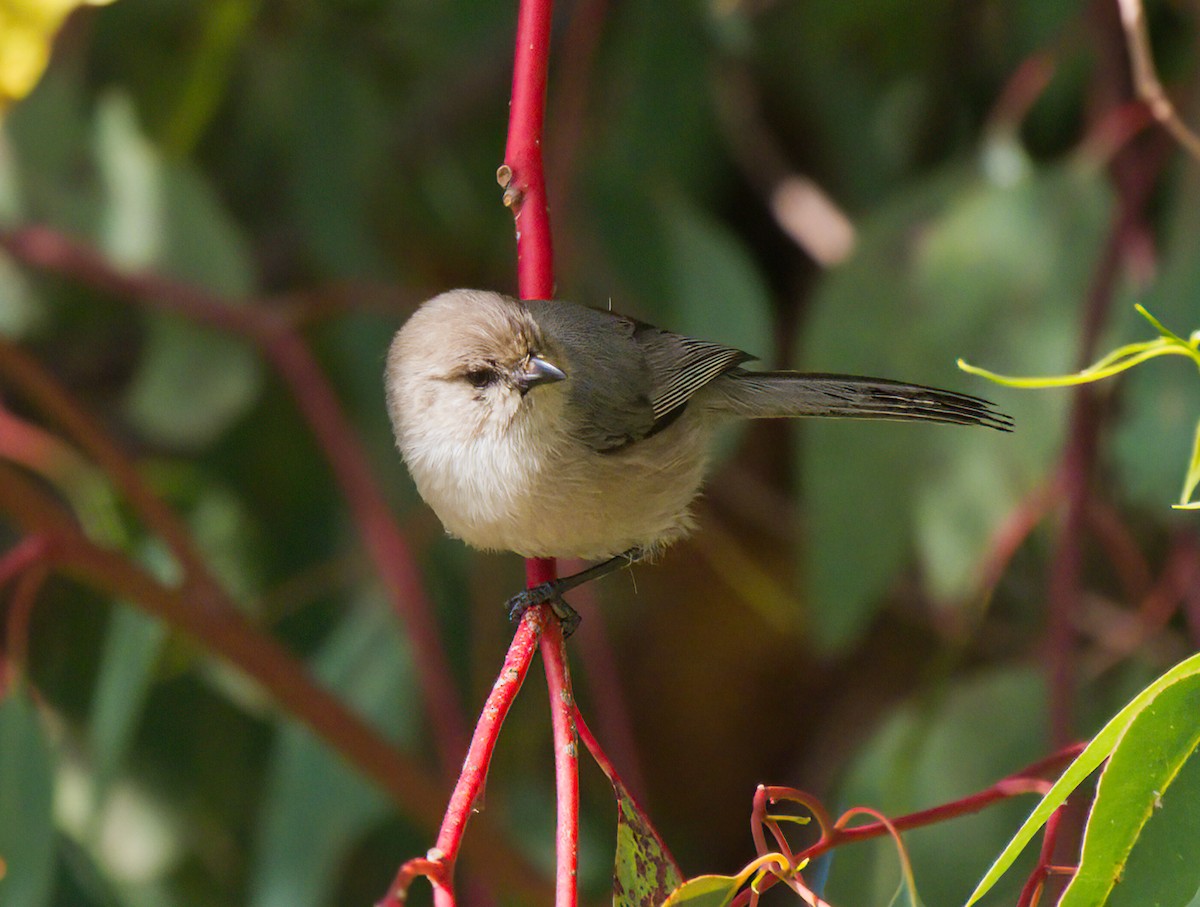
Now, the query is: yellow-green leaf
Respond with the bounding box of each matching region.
[0,0,116,109]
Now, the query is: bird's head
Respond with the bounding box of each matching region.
[385,289,568,452]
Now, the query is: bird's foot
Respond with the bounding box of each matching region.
[506,582,582,638]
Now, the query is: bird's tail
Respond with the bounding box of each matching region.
[709,370,1013,431]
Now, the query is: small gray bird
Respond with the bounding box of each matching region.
[385,289,1010,630]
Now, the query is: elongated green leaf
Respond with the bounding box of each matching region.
[1109,740,1200,907]
[0,689,56,907]
[1176,421,1200,508]
[92,91,263,448]
[965,651,1200,905]
[88,604,167,795]
[247,597,417,907]
[1059,674,1200,906]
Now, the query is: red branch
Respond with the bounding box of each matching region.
[0,535,53,696]
[541,621,580,907]
[380,611,547,905]
[504,1,586,905]
[503,0,556,300]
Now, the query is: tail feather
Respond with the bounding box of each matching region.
[710,370,1013,431]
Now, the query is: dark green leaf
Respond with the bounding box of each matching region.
[0,689,56,907]
[1060,673,1200,907]
[613,785,686,907]
[247,595,418,907]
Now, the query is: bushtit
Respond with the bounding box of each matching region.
[386,289,1010,631]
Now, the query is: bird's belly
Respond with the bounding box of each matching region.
[406,429,708,560]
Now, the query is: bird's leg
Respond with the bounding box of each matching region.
[506,548,645,637]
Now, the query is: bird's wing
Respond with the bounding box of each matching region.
[632,324,756,421]
[525,301,660,452]
[525,301,755,452]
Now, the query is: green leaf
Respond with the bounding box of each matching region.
[1059,672,1200,907]
[87,604,168,796]
[659,874,742,907]
[1112,161,1200,510]
[123,316,261,449]
[1176,421,1200,508]
[0,688,57,907]
[611,769,684,907]
[965,651,1200,905]
[247,595,418,907]
[1108,745,1200,907]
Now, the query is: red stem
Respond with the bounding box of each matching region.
[380,611,547,905]
[573,575,647,801]
[0,535,52,591]
[504,0,556,301]
[505,1,583,904]
[1016,803,1069,907]
[1,544,51,697]
[541,621,580,907]
[804,744,1083,858]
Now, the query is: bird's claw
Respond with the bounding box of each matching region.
[506,582,581,638]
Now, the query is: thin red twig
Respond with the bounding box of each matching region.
[542,621,580,907]
[1016,802,1072,907]
[1,538,52,698]
[0,348,222,600]
[573,583,647,801]
[0,535,52,591]
[380,610,547,905]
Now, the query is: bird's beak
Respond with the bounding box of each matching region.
[515,355,566,394]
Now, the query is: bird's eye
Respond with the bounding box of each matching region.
[464,367,497,389]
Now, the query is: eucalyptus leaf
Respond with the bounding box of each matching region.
[248,596,418,907]
[966,651,1200,905]
[0,689,56,907]
[659,874,741,907]
[612,781,684,907]
[1059,673,1200,907]
[88,605,168,797]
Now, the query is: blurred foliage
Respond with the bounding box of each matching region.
[2,0,1200,905]
[0,0,115,109]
